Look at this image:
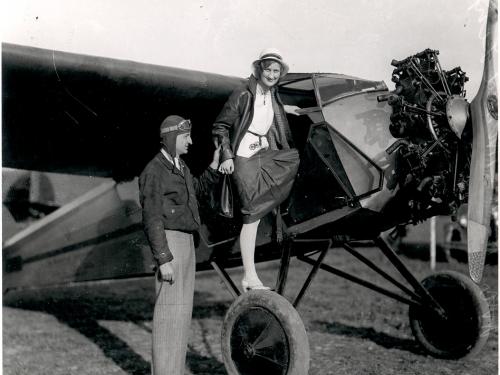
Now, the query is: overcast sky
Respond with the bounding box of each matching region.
[2,0,491,97]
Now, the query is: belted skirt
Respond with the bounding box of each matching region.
[233,148,299,224]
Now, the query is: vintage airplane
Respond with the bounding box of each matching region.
[3,1,497,374]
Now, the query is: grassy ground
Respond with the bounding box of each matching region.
[3,247,498,374]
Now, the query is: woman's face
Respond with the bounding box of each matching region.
[259,61,282,89]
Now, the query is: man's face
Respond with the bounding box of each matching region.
[176,132,192,156]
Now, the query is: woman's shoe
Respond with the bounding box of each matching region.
[241,278,271,292]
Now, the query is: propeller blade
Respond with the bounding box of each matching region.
[467,0,498,283]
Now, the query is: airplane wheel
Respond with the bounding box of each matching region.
[409,271,491,359]
[221,290,309,375]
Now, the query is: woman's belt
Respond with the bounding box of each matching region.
[246,129,267,149]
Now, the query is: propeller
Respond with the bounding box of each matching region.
[467,0,498,283]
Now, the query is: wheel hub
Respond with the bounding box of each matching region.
[229,306,290,375]
[243,343,256,359]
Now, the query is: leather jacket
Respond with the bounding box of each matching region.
[139,151,219,264]
[212,75,292,162]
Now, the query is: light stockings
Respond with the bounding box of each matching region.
[239,219,261,283]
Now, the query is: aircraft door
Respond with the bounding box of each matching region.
[283,74,390,226]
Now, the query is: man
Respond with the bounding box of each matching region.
[139,115,220,375]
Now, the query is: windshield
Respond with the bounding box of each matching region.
[315,75,387,105]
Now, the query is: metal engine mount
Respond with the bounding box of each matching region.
[379,49,471,223]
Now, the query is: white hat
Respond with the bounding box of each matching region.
[251,48,289,78]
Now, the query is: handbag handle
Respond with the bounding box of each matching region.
[220,174,234,218]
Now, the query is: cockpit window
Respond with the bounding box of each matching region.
[280,78,315,91]
[315,75,386,105]
[279,79,318,109]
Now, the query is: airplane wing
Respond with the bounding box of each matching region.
[2,43,243,179]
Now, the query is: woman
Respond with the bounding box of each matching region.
[213,48,301,291]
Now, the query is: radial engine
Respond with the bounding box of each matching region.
[378,49,472,223]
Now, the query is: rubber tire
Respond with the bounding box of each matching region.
[409,271,491,359]
[221,290,309,375]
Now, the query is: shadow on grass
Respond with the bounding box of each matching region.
[310,320,424,355]
[5,293,152,375]
[187,348,227,375]
[4,288,227,375]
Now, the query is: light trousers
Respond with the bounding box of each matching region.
[152,230,195,375]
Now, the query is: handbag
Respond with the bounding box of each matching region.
[219,174,234,218]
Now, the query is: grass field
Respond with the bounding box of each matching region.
[3,247,498,374]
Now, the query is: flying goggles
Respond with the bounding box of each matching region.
[160,119,192,134]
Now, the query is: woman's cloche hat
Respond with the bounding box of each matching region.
[252,48,289,77]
